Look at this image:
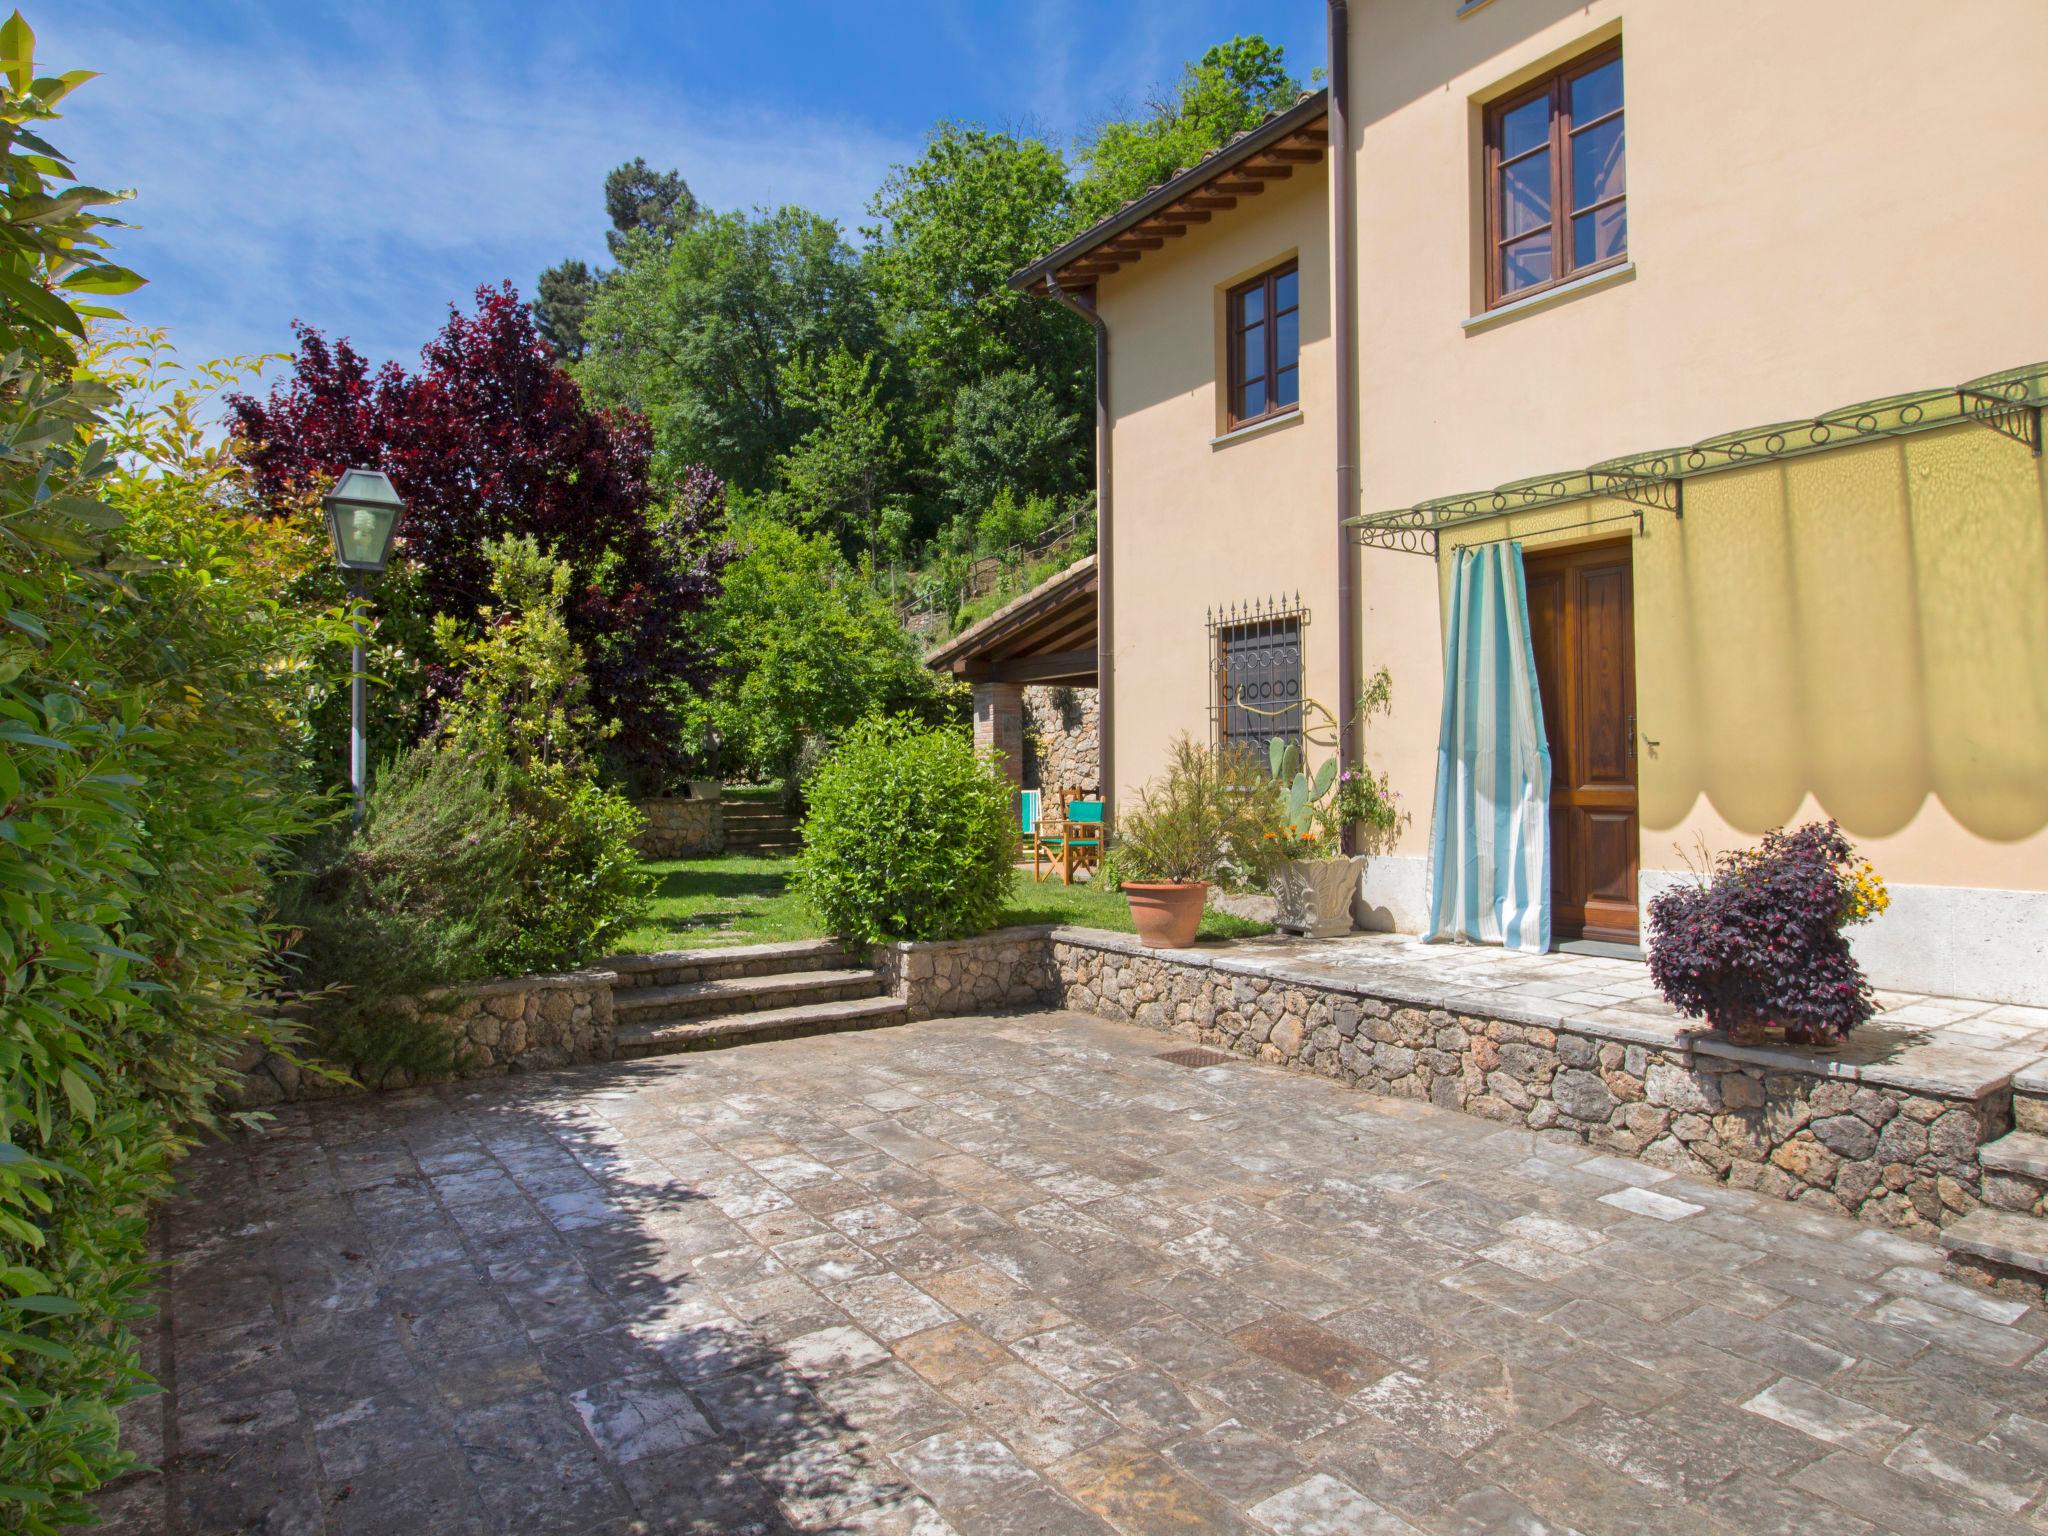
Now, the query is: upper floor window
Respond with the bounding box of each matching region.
[1485,45,1625,306]
[1226,261,1300,428]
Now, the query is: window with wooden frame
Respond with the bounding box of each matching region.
[1225,261,1300,428]
[1485,44,1626,306]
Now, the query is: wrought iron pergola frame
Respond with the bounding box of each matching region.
[1348,361,2047,555]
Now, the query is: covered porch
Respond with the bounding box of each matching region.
[925,554,1100,801]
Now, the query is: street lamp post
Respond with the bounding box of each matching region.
[321,468,406,827]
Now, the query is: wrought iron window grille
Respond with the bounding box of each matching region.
[1349,360,2047,556]
[1207,594,1310,757]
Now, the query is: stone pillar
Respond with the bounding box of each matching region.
[973,680,1026,788]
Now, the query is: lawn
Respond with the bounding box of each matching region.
[614,854,1271,952]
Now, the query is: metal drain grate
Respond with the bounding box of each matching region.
[1156,1047,1236,1068]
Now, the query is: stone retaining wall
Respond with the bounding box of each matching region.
[875,927,1059,1021]
[631,783,724,858]
[1049,930,2007,1239]
[228,970,618,1108]
[222,924,2022,1247]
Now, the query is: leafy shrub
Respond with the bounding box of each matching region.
[285,537,651,1065]
[0,27,353,1528]
[706,505,960,780]
[796,717,1015,942]
[1115,737,1268,886]
[1646,821,1885,1045]
[281,748,523,1076]
[974,486,1064,554]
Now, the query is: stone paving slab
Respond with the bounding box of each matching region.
[98,1010,2048,1535]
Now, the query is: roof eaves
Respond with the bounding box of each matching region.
[1012,87,1331,293]
[923,554,1098,671]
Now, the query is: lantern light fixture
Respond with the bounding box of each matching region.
[322,466,405,573]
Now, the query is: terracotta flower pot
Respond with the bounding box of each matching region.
[1124,881,1208,949]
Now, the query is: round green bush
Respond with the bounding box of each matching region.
[796,716,1017,943]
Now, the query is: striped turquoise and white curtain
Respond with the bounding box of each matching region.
[1424,542,1551,953]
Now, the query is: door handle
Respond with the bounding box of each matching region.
[1627,713,1635,760]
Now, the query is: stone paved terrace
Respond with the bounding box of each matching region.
[101,1010,2048,1536]
[1145,929,2048,1102]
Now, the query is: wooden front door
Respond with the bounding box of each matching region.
[1523,541,1639,944]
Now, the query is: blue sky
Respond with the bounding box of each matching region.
[44,1,1326,378]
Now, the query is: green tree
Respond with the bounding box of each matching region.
[864,123,1092,459]
[773,347,907,562]
[288,535,652,1013]
[1075,35,1303,223]
[578,206,880,488]
[531,159,697,361]
[533,256,597,360]
[706,504,956,779]
[604,156,698,256]
[939,370,1079,515]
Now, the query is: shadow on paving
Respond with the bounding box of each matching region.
[105,1060,922,1535]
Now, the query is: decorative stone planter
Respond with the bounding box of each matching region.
[1273,855,1361,940]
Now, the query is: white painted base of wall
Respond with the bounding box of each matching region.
[1639,871,2048,1008]
[1356,854,1430,934]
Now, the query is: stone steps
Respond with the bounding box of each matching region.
[613,968,881,1024]
[2013,1066,2048,1134]
[724,813,801,854]
[722,805,799,853]
[1939,1209,2048,1284]
[602,939,852,990]
[616,994,910,1057]
[1979,1128,2048,1181]
[1941,1122,2048,1300]
[602,937,905,1060]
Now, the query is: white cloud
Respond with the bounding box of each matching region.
[42,8,920,372]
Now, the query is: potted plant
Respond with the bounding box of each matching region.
[1114,737,1262,948]
[1645,821,1888,1048]
[1253,670,1402,940]
[1261,739,1354,939]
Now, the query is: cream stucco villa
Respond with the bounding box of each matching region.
[996,0,2048,1004]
